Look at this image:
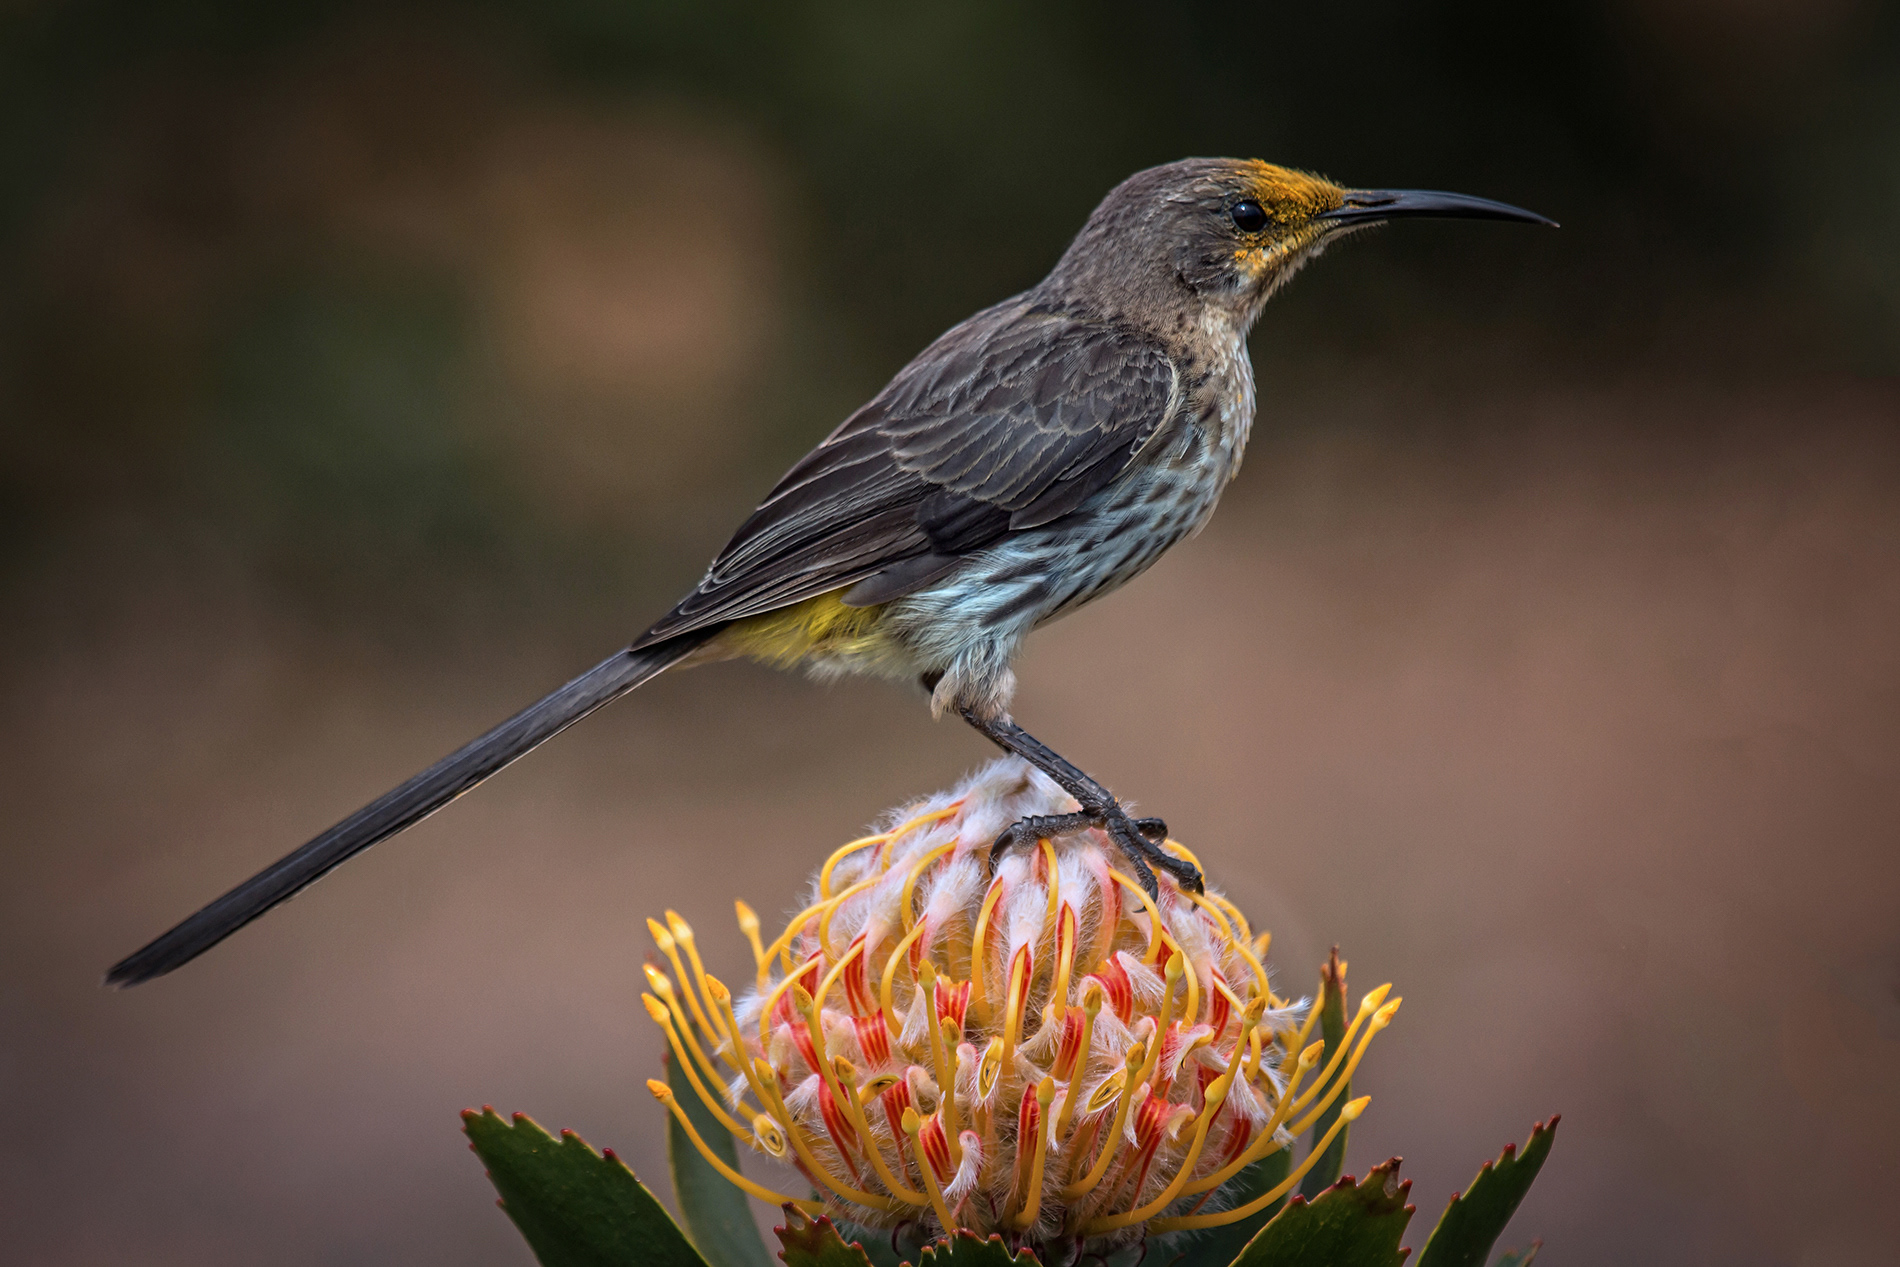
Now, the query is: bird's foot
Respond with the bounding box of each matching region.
[989,801,1202,901]
[954,705,1204,900]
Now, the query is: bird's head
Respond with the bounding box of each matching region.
[1042,157,1554,332]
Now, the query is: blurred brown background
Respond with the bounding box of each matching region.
[4,1,1898,1263]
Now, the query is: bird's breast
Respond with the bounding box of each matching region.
[1151,315,1255,521]
[1186,311,1257,477]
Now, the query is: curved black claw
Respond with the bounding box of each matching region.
[1146,844,1204,894]
[1102,810,1203,898]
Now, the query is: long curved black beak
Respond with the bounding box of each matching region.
[1318,189,1557,228]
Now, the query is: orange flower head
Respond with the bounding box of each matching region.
[642,757,1397,1252]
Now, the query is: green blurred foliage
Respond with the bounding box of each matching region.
[3,0,1895,630]
[206,267,506,586]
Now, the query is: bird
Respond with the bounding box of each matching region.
[106,158,1552,986]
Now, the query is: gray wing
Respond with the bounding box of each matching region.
[878,310,1179,529]
[637,303,1180,645]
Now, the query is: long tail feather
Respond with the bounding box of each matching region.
[105,630,716,986]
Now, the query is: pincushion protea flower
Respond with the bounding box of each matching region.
[640,756,1399,1256]
[462,761,1557,1266]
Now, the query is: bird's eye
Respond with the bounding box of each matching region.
[1230,200,1268,233]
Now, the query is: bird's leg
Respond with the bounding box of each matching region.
[956,707,1204,898]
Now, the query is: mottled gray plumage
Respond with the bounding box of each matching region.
[641,160,1300,714]
[640,304,1181,646]
[108,159,1552,984]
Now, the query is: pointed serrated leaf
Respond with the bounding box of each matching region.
[1229,1158,1414,1267]
[1300,951,1352,1200]
[462,1107,709,1267]
[775,1204,878,1267]
[915,1228,1042,1265]
[1172,1145,1292,1267]
[666,1052,775,1267]
[1415,1118,1559,1267]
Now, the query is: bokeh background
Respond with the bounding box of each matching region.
[5,1,1898,1263]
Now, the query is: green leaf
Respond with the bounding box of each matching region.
[833,1218,923,1267]
[774,1204,878,1266]
[1415,1118,1559,1267]
[666,1052,775,1267]
[1300,950,1352,1200]
[462,1106,710,1267]
[915,1229,1042,1265]
[1229,1158,1414,1267]
[1493,1243,1540,1267]
[1171,1145,1292,1267]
